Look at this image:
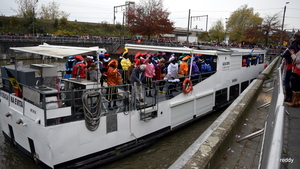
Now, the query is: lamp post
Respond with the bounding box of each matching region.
[279,1,289,54]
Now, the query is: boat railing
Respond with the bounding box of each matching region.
[0,70,216,127]
[0,35,122,44]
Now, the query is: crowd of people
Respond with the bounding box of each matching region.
[64,50,213,109]
[282,32,300,107]
[0,33,284,52]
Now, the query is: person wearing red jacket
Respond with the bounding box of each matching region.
[282,32,300,102]
[72,55,87,79]
[288,38,300,107]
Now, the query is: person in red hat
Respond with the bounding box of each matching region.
[106,59,122,109]
[71,55,87,78]
[134,53,141,66]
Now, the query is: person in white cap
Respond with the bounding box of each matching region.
[164,56,179,98]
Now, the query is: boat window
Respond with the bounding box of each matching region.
[242,55,249,67]
[258,54,265,64]
[200,55,217,72]
[215,88,228,109]
[229,84,239,101]
[241,81,249,93]
[242,53,265,67]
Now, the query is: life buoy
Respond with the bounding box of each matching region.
[182,78,193,93]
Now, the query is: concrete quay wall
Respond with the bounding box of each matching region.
[169,56,280,169]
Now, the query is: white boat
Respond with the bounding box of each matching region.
[0,43,267,169]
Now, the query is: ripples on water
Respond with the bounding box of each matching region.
[0,125,39,169]
[0,59,222,169]
[99,111,222,169]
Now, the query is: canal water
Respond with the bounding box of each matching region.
[0,59,222,169]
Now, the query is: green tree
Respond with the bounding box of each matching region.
[59,17,68,27]
[198,31,210,42]
[53,19,58,29]
[127,0,174,39]
[227,4,263,42]
[209,19,225,42]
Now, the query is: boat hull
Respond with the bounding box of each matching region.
[0,44,268,169]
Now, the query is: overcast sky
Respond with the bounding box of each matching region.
[1,0,299,32]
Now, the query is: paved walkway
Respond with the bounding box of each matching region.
[284,104,300,169]
[217,76,300,169]
[216,80,272,169]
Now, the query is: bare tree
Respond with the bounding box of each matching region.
[261,13,282,46]
[243,13,289,46]
[14,0,69,20]
[39,1,70,20]
[13,0,38,19]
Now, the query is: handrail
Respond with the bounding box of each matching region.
[0,35,276,51]
[258,61,285,169]
[0,68,216,126]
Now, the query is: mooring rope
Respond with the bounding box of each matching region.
[82,90,102,131]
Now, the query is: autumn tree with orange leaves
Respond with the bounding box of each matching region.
[126,0,174,39]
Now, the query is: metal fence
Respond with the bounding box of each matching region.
[0,35,280,51]
[258,62,285,169]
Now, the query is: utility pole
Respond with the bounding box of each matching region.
[113,5,126,25]
[190,15,208,31]
[33,0,38,36]
[186,9,191,45]
[122,10,125,44]
[225,18,228,44]
[113,2,135,25]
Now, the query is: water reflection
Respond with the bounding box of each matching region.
[98,111,222,169]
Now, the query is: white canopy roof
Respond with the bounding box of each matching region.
[125,44,268,56]
[10,43,106,59]
[125,44,194,54]
[125,44,219,55]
